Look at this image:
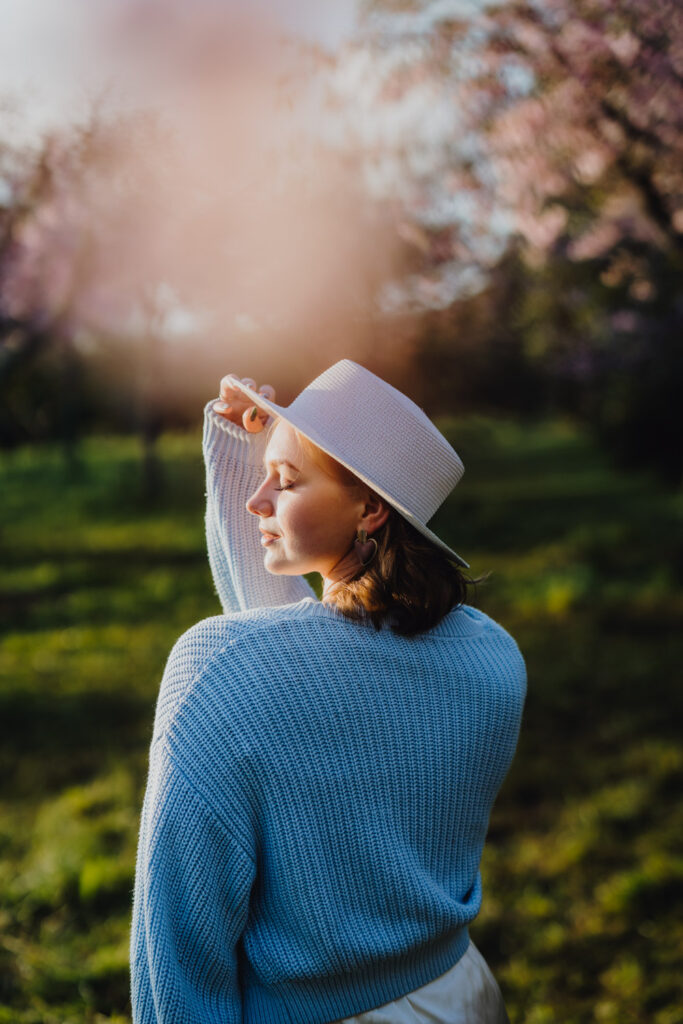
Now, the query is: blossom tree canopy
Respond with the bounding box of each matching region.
[333,0,682,308]
[1,0,680,476]
[0,1,404,392]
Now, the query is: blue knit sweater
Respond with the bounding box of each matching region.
[130,402,527,1024]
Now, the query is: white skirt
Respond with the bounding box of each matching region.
[334,941,509,1024]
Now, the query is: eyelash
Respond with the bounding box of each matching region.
[275,483,293,491]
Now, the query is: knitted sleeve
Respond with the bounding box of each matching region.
[130,741,255,1024]
[202,399,316,613]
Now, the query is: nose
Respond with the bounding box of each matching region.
[245,482,273,518]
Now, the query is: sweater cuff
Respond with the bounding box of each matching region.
[202,399,269,470]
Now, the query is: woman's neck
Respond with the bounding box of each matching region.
[321,545,365,605]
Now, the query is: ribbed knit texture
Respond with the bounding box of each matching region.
[130,401,527,1024]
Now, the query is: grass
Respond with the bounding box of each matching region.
[0,416,681,1023]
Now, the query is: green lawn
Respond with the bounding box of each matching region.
[0,418,681,1023]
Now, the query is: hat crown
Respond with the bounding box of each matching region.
[286,360,464,525]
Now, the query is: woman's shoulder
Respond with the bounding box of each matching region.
[415,601,522,652]
[460,601,526,660]
[164,598,526,708]
[421,604,527,710]
[154,599,323,739]
[174,600,524,654]
[169,596,323,663]
[445,602,524,646]
[157,599,526,758]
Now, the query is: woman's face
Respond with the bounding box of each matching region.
[245,420,369,577]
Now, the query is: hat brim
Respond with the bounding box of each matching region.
[230,378,470,569]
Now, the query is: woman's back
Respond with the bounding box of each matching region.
[132,596,525,1024]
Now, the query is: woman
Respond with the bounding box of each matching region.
[130,359,526,1024]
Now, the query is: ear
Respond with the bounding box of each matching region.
[359,493,391,536]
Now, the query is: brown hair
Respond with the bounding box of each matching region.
[272,419,481,637]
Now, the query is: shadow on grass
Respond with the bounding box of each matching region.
[0,689,153,797]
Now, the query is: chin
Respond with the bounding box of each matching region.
[266,564,303,576]
[263,553,290,575]
[264,552,311,576]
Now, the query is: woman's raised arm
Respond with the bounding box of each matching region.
[202,375,316,614]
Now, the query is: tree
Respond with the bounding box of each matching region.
[0,1,404,463]
[346,0,683,480]
[483,0,683,481]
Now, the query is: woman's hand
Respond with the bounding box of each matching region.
[212,375,276,433]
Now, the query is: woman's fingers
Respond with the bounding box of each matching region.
[219,374,242,402]
[219,375,274,400]
[214,374,274,429]
[243,405,267,432]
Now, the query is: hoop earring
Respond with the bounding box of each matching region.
[354,528,378,567]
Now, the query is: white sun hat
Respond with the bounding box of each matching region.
[231,359,469,568]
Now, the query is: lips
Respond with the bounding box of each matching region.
[259,528,280,546]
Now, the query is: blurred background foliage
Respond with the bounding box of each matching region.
[1,0,682,1020]
[1,420,681,1022]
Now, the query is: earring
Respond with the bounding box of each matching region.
[354,528,378,567]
